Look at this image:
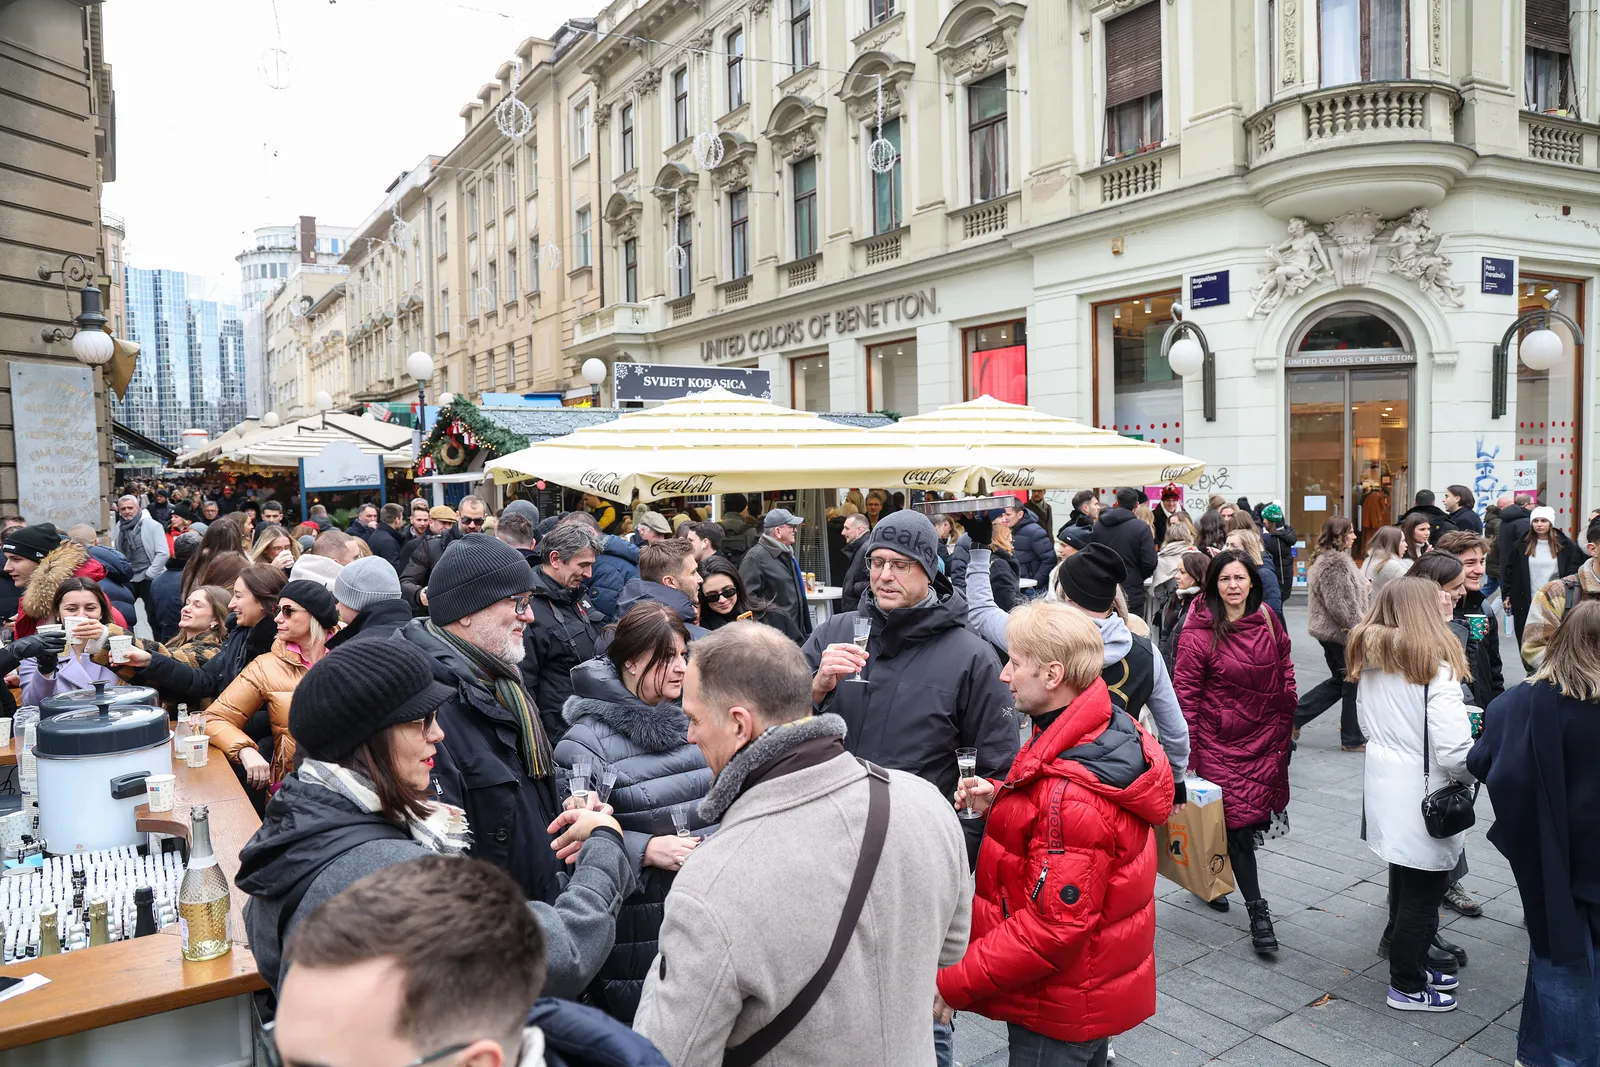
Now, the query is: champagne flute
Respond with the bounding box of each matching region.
[671,803,693,838]
[848,616,871,683]
[596,769,618,807]
[956,747,982,821]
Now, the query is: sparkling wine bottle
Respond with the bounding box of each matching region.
[178,805,231,962]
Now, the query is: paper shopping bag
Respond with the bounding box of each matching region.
[1156,795,1235,902]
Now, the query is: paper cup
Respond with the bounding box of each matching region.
[146,774,176,812]
[0,719,12,747]
[34,624,62,636]
[186,736,210,768]
[1464,613,1489,641]
[108,634,133,664]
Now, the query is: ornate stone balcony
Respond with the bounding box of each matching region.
[573,301,655,347]
[1520,110,1600,168]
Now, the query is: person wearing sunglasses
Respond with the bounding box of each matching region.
[697,555,801,642]
[399,496,490,616]
[237,640,638,1012]
[263,856,662,1067]
[206,579,337,797]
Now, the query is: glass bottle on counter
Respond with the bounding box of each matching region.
[133,886,158,938]
[177,805,231,962]
[87,898,109,947]
[38,911,59,956]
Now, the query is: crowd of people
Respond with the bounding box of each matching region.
[2,477,1593,1066]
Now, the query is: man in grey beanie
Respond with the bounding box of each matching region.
[802,508,1017,872]
[326,556,413,648]
[397,535,565,902]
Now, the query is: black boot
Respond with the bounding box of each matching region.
[1247,899,1278,952]
[1377,934,1460,974]
[1432,931,1468,968]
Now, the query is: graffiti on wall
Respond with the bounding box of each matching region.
[1474,436,1507,517]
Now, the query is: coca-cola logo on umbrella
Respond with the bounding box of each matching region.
[579,470,622,496]
[903,468,959,487]
[990,468,1037,488]
[649,474,715,496]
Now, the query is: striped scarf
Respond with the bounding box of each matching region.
[425,620,554,779]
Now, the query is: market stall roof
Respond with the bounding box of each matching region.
[474,404,891,444]
[175,411,416,470]
[863,395,1206,492]
[484,389,901,502]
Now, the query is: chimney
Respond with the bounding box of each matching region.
[299,215,316,264]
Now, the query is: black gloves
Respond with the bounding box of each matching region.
[1174,777,1187,808]
[35,652,59,677]
[10,631,66,662]
[963,515,994,548]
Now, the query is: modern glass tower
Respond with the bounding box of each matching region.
[117,266,245,447]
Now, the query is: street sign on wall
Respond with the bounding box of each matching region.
[1482,257,1515,295]
[1188,271,1230,309]
[613,363,772,403]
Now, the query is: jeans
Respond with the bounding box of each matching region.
[1006,1025,1109,1067]
[1520,926,1600,1067]
[1384,864,1451,994]
[1294,640,1365,747]
[1481,576,1500,601]
[934,1020,954,1067]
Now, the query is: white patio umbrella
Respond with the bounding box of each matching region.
[867,395,1206,493]
[484,388,908,503]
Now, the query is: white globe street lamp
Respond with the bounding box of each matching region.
[1492,290,1585,418]
[1519,328,1564,371]
[71,329,115,367]
[263,411,281,428]
[581,358,607,404]
[1159,301,1216,422]
[1166,334,1205,378]
[406,351,436,462]
[406,351,435,383]
[314,390,333,411]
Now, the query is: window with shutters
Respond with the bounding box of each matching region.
[968,74,1009,201]
[1319,0,1407,86]
[1103,3,1164,161]
[1526,0,1577,114]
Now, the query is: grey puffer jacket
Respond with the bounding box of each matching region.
[553,658,715,1024]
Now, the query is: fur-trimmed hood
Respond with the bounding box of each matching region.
[561,658,688,753]
[19,541,98,622]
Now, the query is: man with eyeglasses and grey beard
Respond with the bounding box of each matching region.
[400,534,567,903]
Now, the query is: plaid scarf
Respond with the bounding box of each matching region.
[299,759,472,854]
[426,620,554,779]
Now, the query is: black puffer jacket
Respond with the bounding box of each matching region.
[1008,509,1055,588]
[950,534,1018,613]
[134,615,277,704]
[802,578,1017,798]
[397,620,563,904]
[838,535,869,607]
[1088,508,1159,613]
[553,659,714,1023]
[522,562,600,744]
[1262,522,1298,601]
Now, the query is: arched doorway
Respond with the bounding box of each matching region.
[1286,304,1414,559]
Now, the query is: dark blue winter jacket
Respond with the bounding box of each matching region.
[529,997,669,1066]
[1009,509,1056,589]
[88,545,139,626]
[585,535,640,622]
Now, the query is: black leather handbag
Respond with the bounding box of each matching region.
[1419,683,1477,839]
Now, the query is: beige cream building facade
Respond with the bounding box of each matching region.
[263,266,346,420]
[0,0,117,527]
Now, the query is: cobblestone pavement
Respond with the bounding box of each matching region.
[953,600,1527,1067]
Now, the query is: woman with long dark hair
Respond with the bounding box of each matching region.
[122,563,285,708]
[1196,509,1229,555]
[182,513,249,598]
[1470,600,1600,1060]
[553,601,712,1022]
[1349,578,1474,1013]
[1505,505,1583,647]
[1159,550,1210,671]
[1399,513,1434,562]
[1361,525,1412,594]
[19,577,125,702]
[1297,516,1369,750]
[1173,548,1296,950]
[696,555,802,641]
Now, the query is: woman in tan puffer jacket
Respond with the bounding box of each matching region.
[1298,516,1370,750]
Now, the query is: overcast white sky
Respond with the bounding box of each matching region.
[102,0,600,304]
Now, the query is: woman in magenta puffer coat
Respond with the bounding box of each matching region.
[1174,548,1296,953]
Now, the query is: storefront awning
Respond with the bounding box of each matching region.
[484,388,905,503]
[864,396,1206,491]
[176,412,417,470]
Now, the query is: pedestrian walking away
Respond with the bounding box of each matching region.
[1295,517,1369,750]
[1172,549,1296,948]
[1348,578,1475,1013]
[1088,489,1159,617]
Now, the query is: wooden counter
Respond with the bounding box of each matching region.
[0,739,266,1053]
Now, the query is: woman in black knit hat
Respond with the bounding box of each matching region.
[235,638,637,998]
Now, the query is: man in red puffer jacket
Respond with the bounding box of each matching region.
[939,601,1174,1065]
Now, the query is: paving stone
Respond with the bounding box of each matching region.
[1155,900,1252,950]
[1106,1021,1214,1067]
[1290,995,1463,1065]
[1433,1049,1511,1067]
[1206,1036,1326,1067]
[1157,925,1216,966]
[1259,1012,1425,1067]
[1277,900,1392,950]
[1255,850,1376,892]
[1494,1002,1521,1031]
[1160,967,1294,1033]
[1147,992,1252,1055]
[1218,938,1358,990]
[1439,915,1529,952]
[951,1015,1008,1067]
[1262,922,1384,972]
[1184,948,1327,1012]
[1463,1023,1519,1064]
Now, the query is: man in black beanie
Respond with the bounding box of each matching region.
[802,509,1017,867]
[397,534,565,903]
